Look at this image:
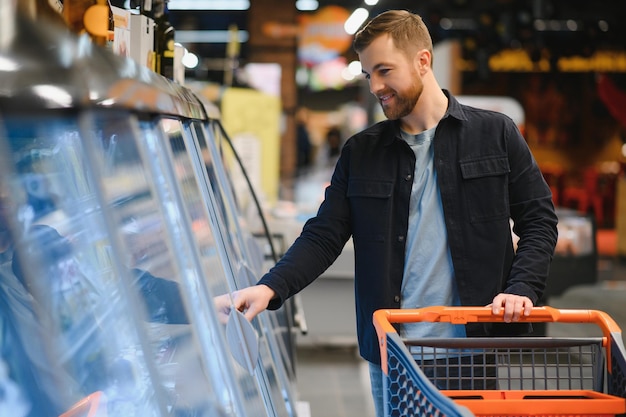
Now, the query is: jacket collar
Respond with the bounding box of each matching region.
[443,89,469,122]
[380,89,467,146]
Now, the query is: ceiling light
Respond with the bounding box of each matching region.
[168,0,250,10]
[598,20,609,32]
[176,30,249,43]
[341,66,355,81]
[347,60,362,76]
[182,50,199,69]
[344,8,369,35]
[296,0,318,11]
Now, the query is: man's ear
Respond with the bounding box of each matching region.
[414,48,431,74]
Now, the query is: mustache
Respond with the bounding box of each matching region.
[377,89,395,100]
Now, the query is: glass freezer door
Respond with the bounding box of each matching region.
[156,117,297,417]
[0,111,264,417]
[0,112,165,417]
[197,120,298,379]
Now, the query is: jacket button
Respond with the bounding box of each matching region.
[397,235,405,242]
[405,174,412,181]
[394,295,400,303]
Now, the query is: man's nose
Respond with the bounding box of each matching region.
[368,76,383,96]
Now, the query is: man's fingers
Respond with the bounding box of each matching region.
[490,294,533,322]
[523,302,533,317]
[231,290,246,311]
[213,293,233,324]
[244,304,263,321]
[490,295,504,315]
[216,285,275,323]
[505,299,520,322]
[232,287,271,321]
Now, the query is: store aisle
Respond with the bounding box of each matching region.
[294,254,626,417]
[546,255,626,342]
[295,345,376,417]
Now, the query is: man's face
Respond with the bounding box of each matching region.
[358,34,424,120]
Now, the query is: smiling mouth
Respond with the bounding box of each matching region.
[378,93,394,105]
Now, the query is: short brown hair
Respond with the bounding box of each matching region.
[353,10,433,63]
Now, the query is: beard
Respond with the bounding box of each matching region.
[379,78,423,120]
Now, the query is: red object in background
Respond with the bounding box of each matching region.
[540,163,564,207]
[597,74,626,129]
[561,167,605,227]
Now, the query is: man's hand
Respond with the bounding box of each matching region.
[214,285,276,323]
[488,293,533,323]
[232,284,276,321]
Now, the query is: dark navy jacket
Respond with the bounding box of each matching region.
[259,91,558,364]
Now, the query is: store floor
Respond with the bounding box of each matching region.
[293,251,626,417]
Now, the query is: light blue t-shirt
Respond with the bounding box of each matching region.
[399,126,466,345]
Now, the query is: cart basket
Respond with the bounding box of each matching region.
[373,306,626,417]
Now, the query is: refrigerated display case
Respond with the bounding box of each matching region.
[198,119,300,380]
[0,6,299,417]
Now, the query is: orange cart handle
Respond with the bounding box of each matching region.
[373,306,622,339]
[373,306,623,376]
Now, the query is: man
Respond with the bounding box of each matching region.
[225,9,558,415]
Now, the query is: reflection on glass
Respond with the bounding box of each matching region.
[189,120,298,416]
[92,112,242,416]
[157,117,277,416]
[0,110,301,417]
[157,118,233,297]
[0,114,161,417]
[0,10,304,414]
[0,112,253,417]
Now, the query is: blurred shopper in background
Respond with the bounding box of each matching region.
[296,109,314,176]
[315,126,342,169]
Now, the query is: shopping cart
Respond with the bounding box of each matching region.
[373,306,626,417]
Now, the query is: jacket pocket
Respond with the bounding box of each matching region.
[347,179,393,240]
[460,156,510,222]
[347,179,393,198]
